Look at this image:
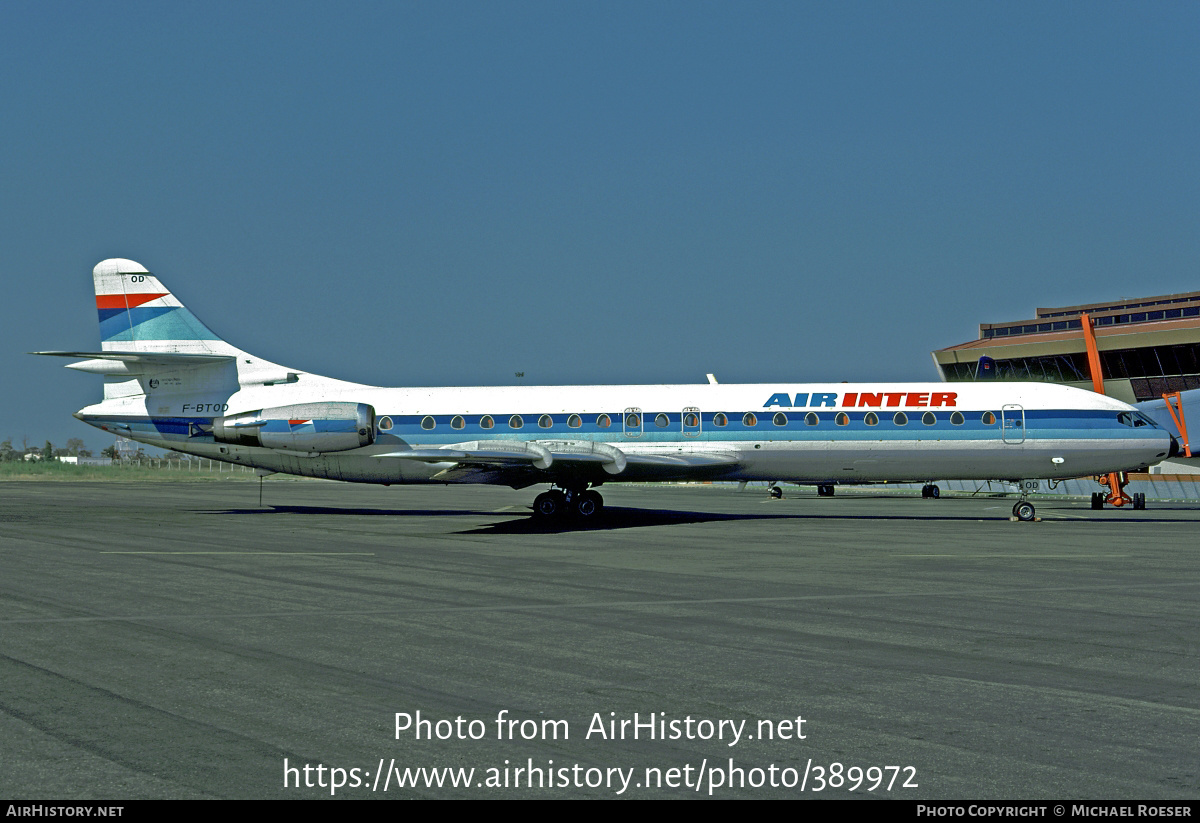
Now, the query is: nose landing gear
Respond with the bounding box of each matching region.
[1012,499,1036,521]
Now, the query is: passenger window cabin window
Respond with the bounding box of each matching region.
[509,415,524,429]
[568,414,582,428]
[893,412,908,426]
[922,412,936,426]
[625,413,641,428]
[596,414,611,428]
[982,411,996,425]
[451,415,465,430]
[743,412,757,427]
[835,412,849,426]
[950,411,964,425]
[773,412,788,426]
[655,413,670,428]
[480,415,494,429]
[378,416,393,431]
[713,413,728,427]
[804,412,819,426]
[864,412,878,426]
[421,416,436,430]
[538,414,553,429]
[683,412,699,427]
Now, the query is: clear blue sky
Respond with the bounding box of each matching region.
[3,1,1197,453]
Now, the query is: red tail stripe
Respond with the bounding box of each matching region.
[96,293,168,309]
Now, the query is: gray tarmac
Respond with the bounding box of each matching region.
[0,480,1197,799]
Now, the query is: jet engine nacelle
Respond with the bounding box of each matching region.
[213,402,376,453]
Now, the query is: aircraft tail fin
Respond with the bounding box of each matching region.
[34,258,352,407]
[93,258,238,355]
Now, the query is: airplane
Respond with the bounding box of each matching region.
[1137,389,1196,461]
[34,259,1179,523]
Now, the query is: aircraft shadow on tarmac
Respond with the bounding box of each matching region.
[200,503,1199,532]
[458,507,799,534]
[208,505,488,517]
[203,504,796,531]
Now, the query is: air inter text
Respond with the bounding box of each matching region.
[765,392,958,409]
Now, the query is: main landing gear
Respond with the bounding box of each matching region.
[531,486,604,521]
[920,484,941,499]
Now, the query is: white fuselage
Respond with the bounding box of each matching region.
[78,376,1173,487]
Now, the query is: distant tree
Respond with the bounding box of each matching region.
[101,445,116,459]
[42,441,54,462]
[0,439,14,462]
[66,438,85,456]
[78,448,93,458]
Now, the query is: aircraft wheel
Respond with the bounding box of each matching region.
[576,490,604,519]
[1091,492,1104,510]
[1013,501,1036,521]
[930,484,940,499]
[1133,492,1146,510]
[533,490,565,519]
[769,486,783,499]
[920,484,930,498]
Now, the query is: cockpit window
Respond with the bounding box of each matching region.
[1118,411,1155,428]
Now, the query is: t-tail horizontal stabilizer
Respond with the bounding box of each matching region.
[30,350,235,375]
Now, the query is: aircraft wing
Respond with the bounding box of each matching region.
[375,439,741,485]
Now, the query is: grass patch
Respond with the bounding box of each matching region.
[0,461,259,481]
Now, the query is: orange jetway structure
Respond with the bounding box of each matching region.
[1081,313,1193,507]
[1161,391,1192,458]
[1082,313,1132,507]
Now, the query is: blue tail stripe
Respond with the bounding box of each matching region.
[99,306,220,342]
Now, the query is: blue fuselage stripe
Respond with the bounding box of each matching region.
[88,410,1162,447]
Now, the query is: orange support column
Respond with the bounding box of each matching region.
[1161,391,1192,458]
[1082,313,1131,506]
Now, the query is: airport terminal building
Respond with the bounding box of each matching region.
[932,289,1200,404]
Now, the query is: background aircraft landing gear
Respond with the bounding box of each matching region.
[816,484,835,497]
[769,485,783,499]
[921,484,941,499]
[1090,490,1146,510]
